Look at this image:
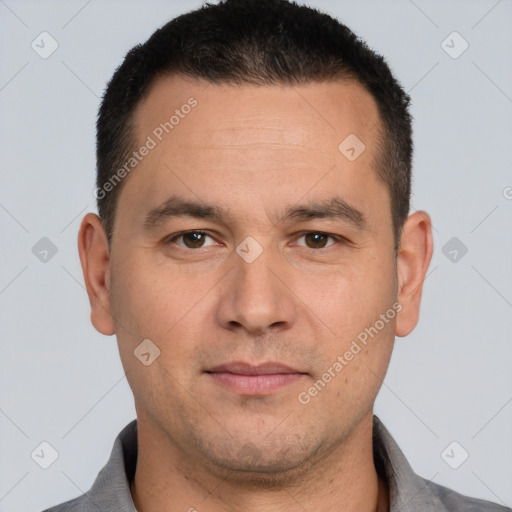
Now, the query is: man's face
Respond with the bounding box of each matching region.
[105,76,399,477]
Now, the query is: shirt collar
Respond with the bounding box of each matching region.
[372,415,447,511]
[84,419,138,511]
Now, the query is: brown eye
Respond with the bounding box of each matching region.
[167,231,215,249]
[293,231,345,250]
[300,232,334,249]
[182,231,206,248]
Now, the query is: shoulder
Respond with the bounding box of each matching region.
[418,475,511,512]
[372,415,510,512]
[40,419,138,512]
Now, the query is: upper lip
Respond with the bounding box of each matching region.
[206,361,305,375]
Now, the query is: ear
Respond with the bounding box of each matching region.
[395,210,433,337]
[77,213,116,335]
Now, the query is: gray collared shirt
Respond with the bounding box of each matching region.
[43,415,510,511]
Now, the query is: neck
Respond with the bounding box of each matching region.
[130,409,389,512]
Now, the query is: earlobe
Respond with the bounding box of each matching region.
[395,211,433,337]
[77,213,116,336]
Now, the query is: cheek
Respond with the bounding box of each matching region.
[111,257,194,336]
[298,255,397,335]
[109,262,206,401]
[110,257,214,375]
[299,255,397,389]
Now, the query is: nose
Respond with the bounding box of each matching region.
[215,245,297,336]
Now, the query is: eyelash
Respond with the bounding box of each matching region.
[164,230,346,250]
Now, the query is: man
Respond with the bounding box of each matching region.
[44,0,509,510]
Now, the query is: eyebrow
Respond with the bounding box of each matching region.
[143,195,368,231]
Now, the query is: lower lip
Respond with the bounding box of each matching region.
[207,372,305,395]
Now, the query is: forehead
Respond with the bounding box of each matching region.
[120,75,387,230]
[133,75,381,155]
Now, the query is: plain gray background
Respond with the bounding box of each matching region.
[1,0,511,510]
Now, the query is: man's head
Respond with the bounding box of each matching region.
[79,0,432,487]
[95,0,413,252]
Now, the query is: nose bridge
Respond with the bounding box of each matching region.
[237,241,277,297]
[216,238,296,334]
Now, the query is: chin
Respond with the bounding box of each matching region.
[191,432,326,487]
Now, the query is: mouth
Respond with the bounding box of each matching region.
[205,361,308,395]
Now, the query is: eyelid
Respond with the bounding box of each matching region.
[292,231,345,248]
[165,230,220,248]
